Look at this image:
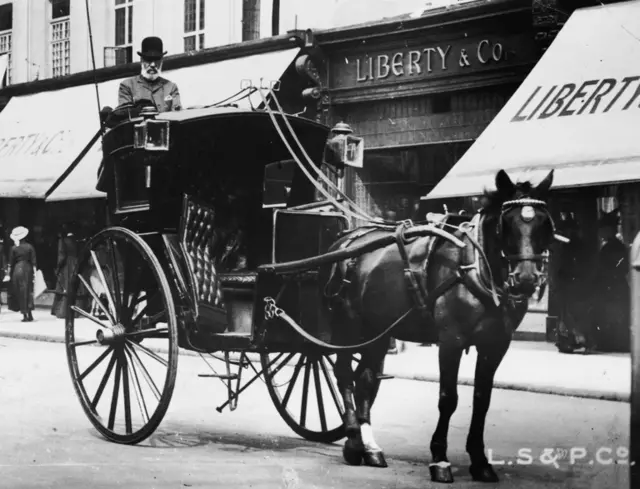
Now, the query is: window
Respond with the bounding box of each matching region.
[51,0,70,19]
[50,1,70,78]
[0,3,12,85]
[114,0,133,64]
[183,0,205,52]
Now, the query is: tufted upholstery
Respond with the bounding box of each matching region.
[220,272,257,287]
[180,195,225,308]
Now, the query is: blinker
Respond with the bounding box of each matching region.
[521,205,535,222]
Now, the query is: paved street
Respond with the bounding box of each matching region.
[0,337,630,489]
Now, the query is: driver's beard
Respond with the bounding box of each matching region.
[141,66,161,81]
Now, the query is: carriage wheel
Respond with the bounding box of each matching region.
[65,227,179,445]
[260,351,359,443]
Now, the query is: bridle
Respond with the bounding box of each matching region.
[495,197,556,295]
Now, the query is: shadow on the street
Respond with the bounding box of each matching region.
[127,423,339,456]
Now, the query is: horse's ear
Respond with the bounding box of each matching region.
[495,170,515,195]
[536,170,554,195]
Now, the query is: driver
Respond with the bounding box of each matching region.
[117,36,181,112]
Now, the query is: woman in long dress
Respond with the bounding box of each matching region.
[8,226,36,322]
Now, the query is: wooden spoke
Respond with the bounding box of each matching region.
[126,339,168,369]
[299,359,311,429]
[108,356,123,430]
[70,305,110,329]
[126,344,162,401]
[70,339,99,348]
[125,327,169,339]
[91,250,118,323]
[124,347,150,424]
[281,355,305,409]
[91,351,118,410]
[77,274,115,325]
[107,239,123,320]
[312,359,328,432]
[319,357,344,415]
[120,351,133,435]
[78,347,114,382]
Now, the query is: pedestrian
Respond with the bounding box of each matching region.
[8,226,36,322]
[591,208,629,352]
[0,227,6,312]
[51,223,80,319]
[554,212,594,353]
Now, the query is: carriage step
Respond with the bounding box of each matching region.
[377,374,394,380]
[198,373,239,380]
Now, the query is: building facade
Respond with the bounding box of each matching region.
[313,0,547,222]
[0,0,342,86]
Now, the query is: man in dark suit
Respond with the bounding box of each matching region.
[118,36,182,112]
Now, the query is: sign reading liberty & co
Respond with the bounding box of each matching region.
[355,39,506,83]
[326,29,539,96]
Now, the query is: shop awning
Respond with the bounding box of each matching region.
[0,47,300,200]
[424,0,640,200]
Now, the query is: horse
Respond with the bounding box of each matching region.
[325,169,556,483]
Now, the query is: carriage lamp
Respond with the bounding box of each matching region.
[133,113,170,152]
[323,122,364,170]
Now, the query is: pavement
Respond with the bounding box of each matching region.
[0,306,631,404]
[0,338,630,489]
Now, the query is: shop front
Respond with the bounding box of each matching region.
[423,0,640,352]
[314,0,543,223]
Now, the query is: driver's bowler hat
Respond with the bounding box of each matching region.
[137,36,167,61]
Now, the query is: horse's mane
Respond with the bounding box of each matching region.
[481,181,535,214]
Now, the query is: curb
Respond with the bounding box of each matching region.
[0,330,630,404]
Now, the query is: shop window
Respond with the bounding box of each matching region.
[184,0,205,52]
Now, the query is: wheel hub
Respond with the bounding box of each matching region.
[96,324,127,345]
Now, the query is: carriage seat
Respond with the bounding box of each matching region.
[180,195,258,334]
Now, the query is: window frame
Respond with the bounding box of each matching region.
[50,3,71,78]
[183,0,205,52]
[114,0,133,65]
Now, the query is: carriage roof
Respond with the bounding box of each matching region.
[97,104,335,218]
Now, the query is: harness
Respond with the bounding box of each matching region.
[324,197,555,336]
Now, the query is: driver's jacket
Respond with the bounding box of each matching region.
[117,75,181,112]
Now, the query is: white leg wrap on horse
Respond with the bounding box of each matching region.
[429,461,451,468]
[360,423,382,452]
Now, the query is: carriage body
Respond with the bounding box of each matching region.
[64,103,360,446]
[94,106,349,354]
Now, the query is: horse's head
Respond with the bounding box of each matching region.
[486,169,555,297]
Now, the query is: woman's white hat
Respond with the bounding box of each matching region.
[10,226,29,242]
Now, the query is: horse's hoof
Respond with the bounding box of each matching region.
[342,440,364,466]
[470,464,499,482]
[363,450,388,468]
[429,462,454,483]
